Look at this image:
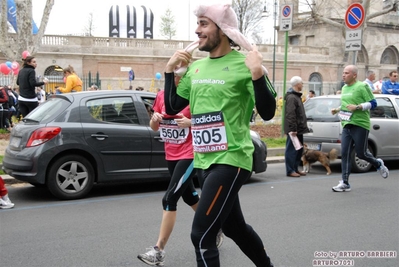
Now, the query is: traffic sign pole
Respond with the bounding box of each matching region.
[281,31,289,137]
[279,4,293,137]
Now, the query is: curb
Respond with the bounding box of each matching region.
[2,175,23,185]
[266,157,285,164]
[267,148,285,157]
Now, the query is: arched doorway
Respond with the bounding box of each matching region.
[44,65,63,78]
[43,65,64,93]
[309,72,322,96]
[380,46,399,65]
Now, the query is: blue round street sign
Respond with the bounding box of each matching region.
[345,3,365,30]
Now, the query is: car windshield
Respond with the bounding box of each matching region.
[304,97,341,122]
[25,97,71,123]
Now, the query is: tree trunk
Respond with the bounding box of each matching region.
[0,0,54,61]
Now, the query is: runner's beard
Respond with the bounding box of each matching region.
[198,29,222,53]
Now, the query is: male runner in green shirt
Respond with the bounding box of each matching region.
[164,3,276,267]
[331,65,389,192]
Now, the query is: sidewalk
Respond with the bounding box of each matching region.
[2,148,285,184]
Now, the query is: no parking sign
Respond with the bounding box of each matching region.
[345,3,365,30]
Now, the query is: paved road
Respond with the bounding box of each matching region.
[1,161,398,267]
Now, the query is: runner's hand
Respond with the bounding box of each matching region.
[175,116,191,128]
[166,51,192,73]
[151,112,163,123]
[245,45,264,80]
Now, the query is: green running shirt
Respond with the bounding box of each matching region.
[177,50,255,171]
[340,80,375,130]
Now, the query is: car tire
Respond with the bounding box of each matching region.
[47,155,94,200]
[351,145,374,173]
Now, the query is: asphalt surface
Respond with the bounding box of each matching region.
[1,159,398,267]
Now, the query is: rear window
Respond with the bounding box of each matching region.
[25,97,71,123]
[304,98,341,122]
[371,97,398,119]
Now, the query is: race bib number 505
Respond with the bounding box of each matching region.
[191,111,228,153]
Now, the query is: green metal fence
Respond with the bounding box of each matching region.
[82,71,102,90]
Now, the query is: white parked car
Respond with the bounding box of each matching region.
[303,94,399,172]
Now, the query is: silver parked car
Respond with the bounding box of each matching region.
[303,94,399,172]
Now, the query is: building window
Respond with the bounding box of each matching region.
[309,72,322,96]
[289,35,300,45]
[380,46,399,65]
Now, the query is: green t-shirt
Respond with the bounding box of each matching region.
[177,50,255,171]
[340,80,375,130]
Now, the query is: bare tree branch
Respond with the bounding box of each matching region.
[233,0,265,37]
[299,0,398,37]
[83,12,96,36]
[33,0,54,52]
[312,14,345,29]
[367,3,398,21]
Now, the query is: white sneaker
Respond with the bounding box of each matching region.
[216,229,224,248]
[332,180,351,192]
[0,196,15,209]
[376,158,389,179]
[137,246,165,266]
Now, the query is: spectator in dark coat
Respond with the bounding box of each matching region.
[284,76,309,177]
[16,56,48,117]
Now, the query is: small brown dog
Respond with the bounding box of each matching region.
[302,144,338,175]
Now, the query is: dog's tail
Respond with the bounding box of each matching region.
[329,149,338,161]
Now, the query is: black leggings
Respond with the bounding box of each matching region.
[192,164,273,267]
[163,159,199,211]
[341,124,380,183]
[18,100,39,118]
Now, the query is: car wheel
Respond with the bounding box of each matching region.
[47,155,94,200]
[351,145,374,173]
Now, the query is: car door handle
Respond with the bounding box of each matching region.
[373,125,380,130]
[154,136,165,142]
[91,134,108,140]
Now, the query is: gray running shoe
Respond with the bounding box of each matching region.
[216,229,224,248]
[332,180,351,192]
[137,246,165,266]
[376,158,389,179]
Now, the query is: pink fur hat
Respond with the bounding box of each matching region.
[193,4,253,51]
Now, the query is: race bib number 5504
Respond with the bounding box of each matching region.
[159,119,189,144]
[191,111,228,153]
